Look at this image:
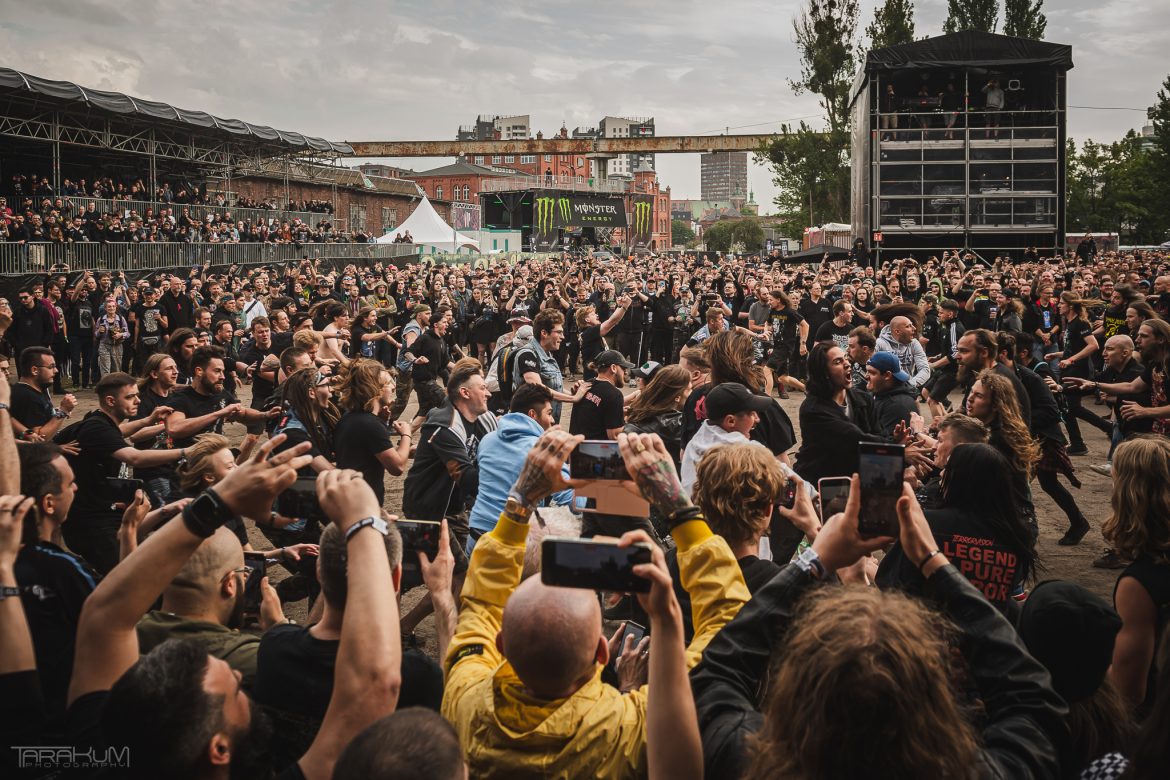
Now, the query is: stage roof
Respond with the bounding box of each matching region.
[863,30,1073,73]
[0,67,353,155]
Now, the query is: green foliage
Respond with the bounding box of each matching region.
[671,219,696,246]
[790,0,860,135]
[866,0,915,49]
[703,222,735,252]
[759,123,850,239]
[1003,0,1046,38]
[733,218,766,251]
[943,0,998,33]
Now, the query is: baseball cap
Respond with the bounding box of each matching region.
[412,304,432,316]
[514,325,534,342]
[593,350,636,371]
[508,306,532,324]
[867,352,910,383]
[705,382,773,420]
[632,361,662,381]
[1018,581,1122,704]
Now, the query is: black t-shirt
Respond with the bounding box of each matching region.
[167,385,234,449]
[798,297,832,346]
[514,348,542,385]
[579,325,606,378]
[410,329,448,383]
[62,410,130,519]
[814,320,852,351]
[239,340,279,407]
[768,307,804,350]
[569,379,625,439]
[10,381,54,431]
[1101,304,1127,340]
[132,302,165,345]
[132,387,174,481]
[333,411,394,505]
[1062,318,1094,377]
[15,540,100,720]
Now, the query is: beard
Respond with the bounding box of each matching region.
[228,701,274,780]
[956,362,974,384]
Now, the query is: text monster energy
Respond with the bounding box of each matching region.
[633,200,652,238]
[535,196,571,232]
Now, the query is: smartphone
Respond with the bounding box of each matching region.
[818,477,852,520]
[541,537,653,593]
[616,620,647,657]
[106,477,145,505]
[242,552,267,615]
[397,519,442,562]
[857,443,906,539]
[777,477,797,510]
[569,440,628,481]
[276,476,326,522]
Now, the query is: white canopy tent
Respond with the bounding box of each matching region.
[375,196,479,252]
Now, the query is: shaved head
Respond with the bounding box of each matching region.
[499,577,603,699]
[891,316,914,343]
[1105,334,1134,352]
[164,527,245,626]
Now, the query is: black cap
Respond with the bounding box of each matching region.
[1018,580,1122,704]
[593,349,636,370]
[705,382,773,421]
[632,360,662,381]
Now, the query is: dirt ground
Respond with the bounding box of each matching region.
[57,376,1120,658]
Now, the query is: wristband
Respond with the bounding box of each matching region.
[345,516,389,542]
[794,547,826,580]
[0,585,20,601]
[665,505,703,529]
[504,493,534,522]
[918,549,941,573]
[0,403,9,413]
[181,487,235,538]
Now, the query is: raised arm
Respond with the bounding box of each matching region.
[0,496,37,675]
[0,378,16,494]
[599,295,631,337]
[68,437,311,704]
[298,471,401,780]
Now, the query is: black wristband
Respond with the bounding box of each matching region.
[181,488,233,538]
[665,505,703,530]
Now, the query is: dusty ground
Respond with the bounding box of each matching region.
[58,375,1120,659]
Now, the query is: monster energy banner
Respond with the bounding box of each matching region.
[532,191,626,251]
[629,194,653,248]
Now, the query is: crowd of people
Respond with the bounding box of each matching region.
[0,244,1168,779]
[2,174,343,246]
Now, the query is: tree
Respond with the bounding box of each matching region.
[671,219,695,246]
[866,0,915,50]
[943,0,998,33]
[732,218,766,251]
[790,0,860,136]
[703,222,735,252]
[760,123,850,239]
[1003,0,1046,38]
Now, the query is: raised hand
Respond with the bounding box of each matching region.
[315,469,383,533]
[810,474,894,574]
[214,434,311,520]
[509,428,583,507]
[616,432,689,517]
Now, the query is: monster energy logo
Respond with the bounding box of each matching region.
[535,196,571,232]
[633,200,652,238]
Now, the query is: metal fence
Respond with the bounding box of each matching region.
[40,195,332,228]
[0,242,416,275]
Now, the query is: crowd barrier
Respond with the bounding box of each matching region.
[37,195,330,230]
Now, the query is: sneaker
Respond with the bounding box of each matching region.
[1092,548,1129,569]
[778,388,790,400]
[1067,445,1089,456]
[1057,519,1091,546]
[1089,463,1112,477]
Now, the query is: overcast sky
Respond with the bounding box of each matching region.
[2,0,1166,214]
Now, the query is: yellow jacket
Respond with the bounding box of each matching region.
[442,514,749,779]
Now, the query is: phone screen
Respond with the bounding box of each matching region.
[106,477,144,505]
[569,441,628,481]
[817,477,852,520]
[276,476,326,522]
[857,443,905,538]
[242,552,267,615]
[541,538,652,593]
[397,520,442,563]
[617,621,647,657]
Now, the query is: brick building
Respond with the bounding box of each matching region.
[408,160,511,205]
[233,168,446,237]
[612,164,672,250]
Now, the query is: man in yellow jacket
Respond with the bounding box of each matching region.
[442,429,750,778]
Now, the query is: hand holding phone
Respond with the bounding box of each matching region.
[857,443,906,538]
[242,552,267,616]
[541,537,653,593]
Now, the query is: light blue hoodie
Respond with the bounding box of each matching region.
[468,412,574,536]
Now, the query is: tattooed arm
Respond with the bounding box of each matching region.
[506,429,585,514]
[617,432,691,518]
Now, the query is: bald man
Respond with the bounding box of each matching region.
[876,315,931,389]
[1086,334,1150,479]
[443,429,749,778]
[135,527,285,688]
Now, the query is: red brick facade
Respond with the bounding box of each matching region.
[233,176,447,235]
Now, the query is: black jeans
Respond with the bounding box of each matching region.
[69,337,99,387]
[1036,470,1085,527]
[1063,391,1112,450]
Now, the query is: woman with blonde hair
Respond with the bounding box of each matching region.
[1105,435,1170,716]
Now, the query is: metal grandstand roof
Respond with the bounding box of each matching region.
[0,66,354,155]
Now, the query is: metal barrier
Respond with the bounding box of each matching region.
[0,242,416,275]
[40,195,332,228]
[480,175,628,194]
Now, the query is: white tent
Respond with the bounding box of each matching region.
[375,196,479,252]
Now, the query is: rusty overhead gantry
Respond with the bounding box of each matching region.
[341,134,775,158]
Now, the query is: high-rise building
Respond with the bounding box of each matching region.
[598,116,655,178]
[456,114,530,141]
[700,152,748,202]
